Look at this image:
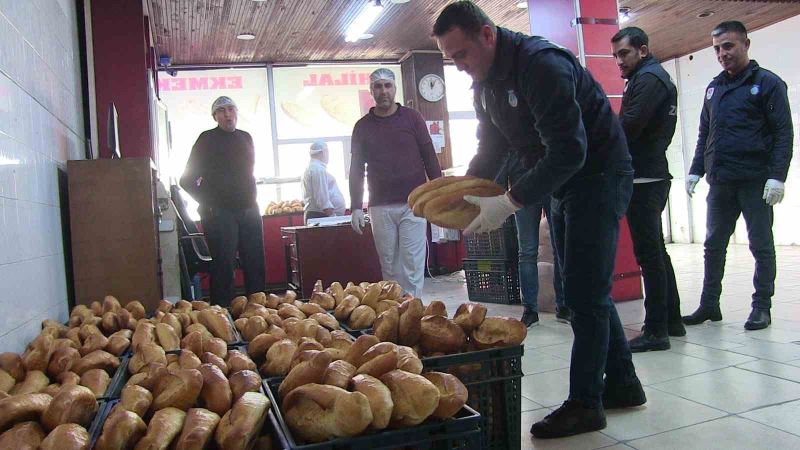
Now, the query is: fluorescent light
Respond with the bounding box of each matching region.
[345,1,383,43]
[237,33,256,40]
[618,7,631,24]
[516,1,528,8]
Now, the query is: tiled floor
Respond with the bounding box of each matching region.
[422,243,800,449]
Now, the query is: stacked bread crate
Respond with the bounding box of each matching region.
[462,217,521,305]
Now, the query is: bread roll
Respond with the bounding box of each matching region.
[134,407,186,450]
[398,298,424,346]
[40,423,90,450]
[360,284,381,310]
[411,176,502,217]
[214,392,270,450]
[310,292,335,310]
[396,346,423,374]
[198,363,231,415]
[343,334,380,367]
[230,296,248,319]
[298,302,326,317]
[120,384,153,418]
[129,343,167,374]
[155,323,180,351]
[0,353,25,382]
[79,332,109,357]
[423,300,448,317]
[0,392,52,431]
[348,305,376,329]
[200,352,229,376]
[226,350,257,374]
[125,301,146,320]
[153,368,203,411]
[471,316,528,349]
[322,360,357,389]
[22,334,54,372]
[228,370,261,402]
[422,183,505,229]
[380,370,440,427]
[197,310,236,344]
[283,384,371,443]
[106,334,131,356]
[373,306,399,343]
[47,347,80,378]
[95,408,147,450]
[132,322,156,353]
[242,316,268,342]
[41,383,61,397]
[376,299,401,316]
[350,374,393,430]
[72,350,119,376]
[333,295,360,321]
[407,175,473,208]
[9,370,49,395]
[247,330,286,362]
[279,351,331,399]
[101,312,121,335]
[185,323,211,340]
[42,385,97,431]
[179,350,202,370]
[277,303,305,321]
[173,408,220,450]
[453,302,487,334]
[0,369,15,393]
[204,337,228,359]
[261,339,297,377]
[80,368,110,397]
[420,315,467,355]
[423,372,468,419]
[356,342,398,378]
[57,371,81,387]
[310,313,340,331]
[0,421,45,449]
[343,284,365,300]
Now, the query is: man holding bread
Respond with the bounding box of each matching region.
[349,68,442,298]
[434,1,643,438]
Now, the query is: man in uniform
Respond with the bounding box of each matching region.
[611,27,684,352]
[302,140,346,223]
[434,1,644,438]
[684,21,793,330]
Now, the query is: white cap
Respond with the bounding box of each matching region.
[310,140,327,155]
[211,96,237,114]
[369,68,395,84]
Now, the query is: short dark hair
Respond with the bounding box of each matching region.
[611,27,649,48]
[432,1,494,38]
[712,21,748,38]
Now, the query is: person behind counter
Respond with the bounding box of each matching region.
[349,68,443,298]
[179,96,266,307]
[302,141,346,223]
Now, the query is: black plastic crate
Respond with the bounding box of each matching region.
[422,346,524,450]
[265,378,481,450]
[338,321,373,338]
[89,399,112,448]
[463,216,518,258]
[463,258,521,305]
[99,355,130,400]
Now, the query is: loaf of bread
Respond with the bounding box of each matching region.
[279,351,331,399]
[22,334,54,372]
[80,368,110,397]
[419,315,467,355]
[309,313,339,331]
[198,363,232,415]
[152,368,203,411]
[72,350,119,376]
[0,421,45,449]
[9,370,49,395]
[453,303,488,334]
[0,369,15,393]
[134,407,186,450]
[214,392,270,450]
[40,423,90,450]
[333,295,360,322]
[422,183,505,229]
[80,332,109,357]
[471,316,528,349]
[0,392,53,432]
[356,342,398,378]
[407,175,473,209]
[360,284,381,310]
[310,292,336,310]
[343,334,379,367]
[95,408,147,450]
[0,353,25,382]
[298,302,326,317]
[201,352,229,376]
[423,372,468,419]
[408,176,488,215]
[229,370,261,402]
[373,306,399,343]
[131,322,156,353]
[173,408,220,450]
[380,370,440,427]
[322,360,357,389]
[396,346,423,375]
[277,303,305,321]
[155,323,180,351]
[197,309,236,344]
[261,339,297,377]
[125,301,146,320]
[57,371,81,387]
[423,300,448,317]
[283,384,372,443]
[42,385,97,431]
[350,374,393,430]
[397,298,424,346]
[129,343,167,374]
[47,347,80,378]
[226,350,257,374]
[348,305,376,329]
[179,350,202,370]
[106,333,131,356]
[119,384,153,418]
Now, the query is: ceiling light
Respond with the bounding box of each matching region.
[697,11,715,18]
[516,1,528,8]
[345,1,384,43]
[237,33,256,40]
[618,7,631,24]
[387,0,410,3]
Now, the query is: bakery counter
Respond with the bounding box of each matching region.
[282,223,383,298]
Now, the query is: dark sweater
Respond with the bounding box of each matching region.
[180,127,257,210]
[349,105,442,210]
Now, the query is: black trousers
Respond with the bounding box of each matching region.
[200,206,266,307]
[701,181,775,310]
[626,180,682,336]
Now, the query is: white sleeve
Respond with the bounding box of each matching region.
[310,167,333,210]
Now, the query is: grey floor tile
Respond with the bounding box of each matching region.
[667,340,757,366]
[627,416,800,450]
[535,342,574,360]
[651,367,800,413]
[521,408,618,450]
[727,340,800,362]
[602,387,727,441]
[631,351,728,385]
[735,359,800,383]
[522,349,571,375]
[522,395,543,412]
[739,399,800,437]
[521,369,570,408]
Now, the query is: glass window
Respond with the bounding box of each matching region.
[449,118,479,171]
[276,140,353,207]
[445,65,476,112]
[444,65,478,172]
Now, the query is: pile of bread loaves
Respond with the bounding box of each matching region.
[265,200,303,215]
[316,280,407,330]
[0,296,143,449]
[408,175,505,229]
[276,334,469,443]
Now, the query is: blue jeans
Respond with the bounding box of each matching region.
[551,164,638,408]
[515,197,565,312]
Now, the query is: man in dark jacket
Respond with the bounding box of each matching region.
[611,27,684,352]
[180,96,266,307]
[434,1,644,439]
[684,21,793,331]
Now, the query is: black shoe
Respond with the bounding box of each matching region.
[522,309,540,328]
[668,321,687,337]
[602,378,647,409]
[744,308,771,330]
[682,305,722,325]
[530,400,606,439]
[555,307,572,324]
[628,332,670,353]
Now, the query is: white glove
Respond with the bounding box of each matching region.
[463,193,521,235]
[763,179,785,206]
[685,174,701,197]
[351,209,365,234]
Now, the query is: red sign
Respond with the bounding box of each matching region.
[302,72,374,87]
[158,76,243,92]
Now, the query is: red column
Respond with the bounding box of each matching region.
[91,0,154,159]
[528,0,642,302]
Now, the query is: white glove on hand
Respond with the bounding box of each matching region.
[685,174,701,197]
[763,179,785,206]
[463,193,521,235]
[351,209,365,234]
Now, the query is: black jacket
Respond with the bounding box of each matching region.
[689,61,793,184]
[467,27,630,206]
[620,55,677,179]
